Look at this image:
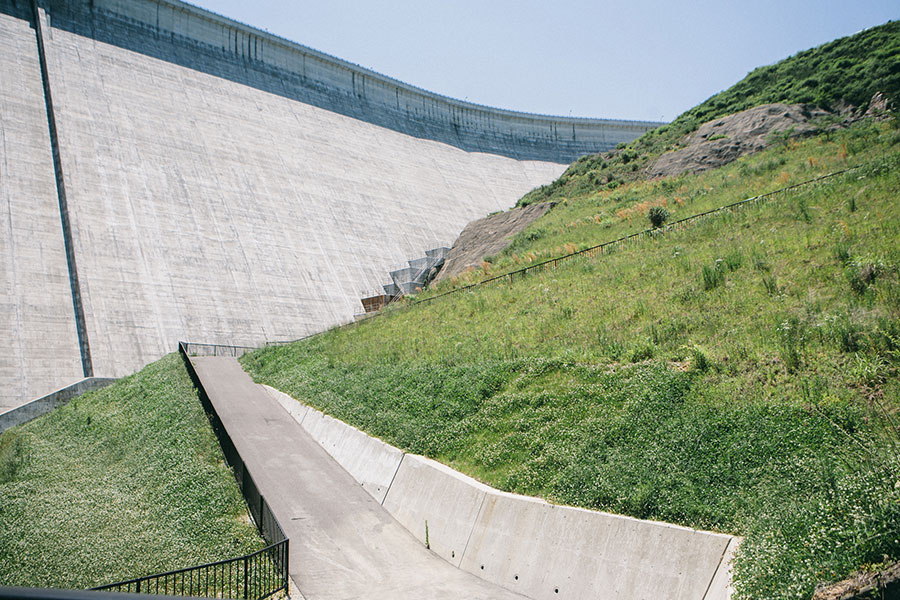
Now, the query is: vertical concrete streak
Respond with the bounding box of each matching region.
[381,452,406,506]
[459,491,487,562]
[29,0,92,377]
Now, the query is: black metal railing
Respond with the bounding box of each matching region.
[1,586,195,600]
[179,342,258,359]
[177,343,289,550]
[90,346,290,599]
[91,542,287,600]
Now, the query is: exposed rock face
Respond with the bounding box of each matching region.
[648,103,830,178]
[433,202,555,283]
[864,91,894,119]
[812,561,900,600]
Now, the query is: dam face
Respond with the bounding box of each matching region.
[0,0,661,411]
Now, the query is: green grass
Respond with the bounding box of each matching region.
[429,119,896,290]
[242,121,900,600]
[0,354,264,589]
[518,20,900,208]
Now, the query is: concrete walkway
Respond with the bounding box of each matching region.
[190,357,527,600]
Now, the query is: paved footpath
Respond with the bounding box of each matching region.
[191,357,527,600]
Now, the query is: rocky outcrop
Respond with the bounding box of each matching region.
[433,202,555,283]
[812,561,900,600]
[648,103,830,178]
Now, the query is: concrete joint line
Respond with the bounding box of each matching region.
[702,537,733,600]
[29,0,93,377]
[458,491,487,564]
[381,451,406,506]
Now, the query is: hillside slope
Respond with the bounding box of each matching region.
[243,120,900,600]
[518,20,899,208]
[0,354,264,588]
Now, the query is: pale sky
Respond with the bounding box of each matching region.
[190,1,897,122]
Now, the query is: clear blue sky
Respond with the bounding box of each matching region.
[191,1,897,122]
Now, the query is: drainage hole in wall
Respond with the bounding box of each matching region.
[514,575,518,581]
[451,551,455,558]
[480,565,484,570]
[554,588,559,594]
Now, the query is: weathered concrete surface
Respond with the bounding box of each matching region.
[263,384,311,424]
[383,454,491,568]
[461,492,732,600]
[190,357,527,600]
[704,537,741,600]
[43,0,662,163]
[32,10,563,387]
[264,385,737,599]
[0,0,660,411]
[0,377,117,435]
[273,387,404,505]
[0,10,85,411]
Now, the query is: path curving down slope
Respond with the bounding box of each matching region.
[189,356,528,600]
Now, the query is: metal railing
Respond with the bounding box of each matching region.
[412,165,864,307]
[179,342,258,358]
[255,163,869,349]
[91,543,287,600]
[1,586,198,600]
[177,344,288,551]
[90,346,290,599]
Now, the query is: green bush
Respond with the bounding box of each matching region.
[648,206,670,228]
[689,346,711,372]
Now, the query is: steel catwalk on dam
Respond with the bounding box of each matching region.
[0,0,661,411]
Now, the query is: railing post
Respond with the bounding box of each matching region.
[243,555,249,600]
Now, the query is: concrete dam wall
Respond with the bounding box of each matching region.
[0,0,660,410]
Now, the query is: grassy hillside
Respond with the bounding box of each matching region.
[242,120,900,599]
[519,20,900,207]
[0,354,264,589]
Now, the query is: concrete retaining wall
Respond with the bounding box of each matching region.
[268,387,737,600]
[263,385,402,504]
[0,377,117,435]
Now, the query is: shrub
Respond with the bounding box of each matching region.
[630,344,655,363]
[648,206,670,228]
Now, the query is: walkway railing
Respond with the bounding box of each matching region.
[177,343,289,550]
[90,345,291,599]
[91,542,287,600]
[180,342,257,358]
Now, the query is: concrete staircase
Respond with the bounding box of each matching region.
[361,246,450,313]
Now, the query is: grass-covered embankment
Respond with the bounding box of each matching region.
[242,121,900,599]
[0,354,264,589]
